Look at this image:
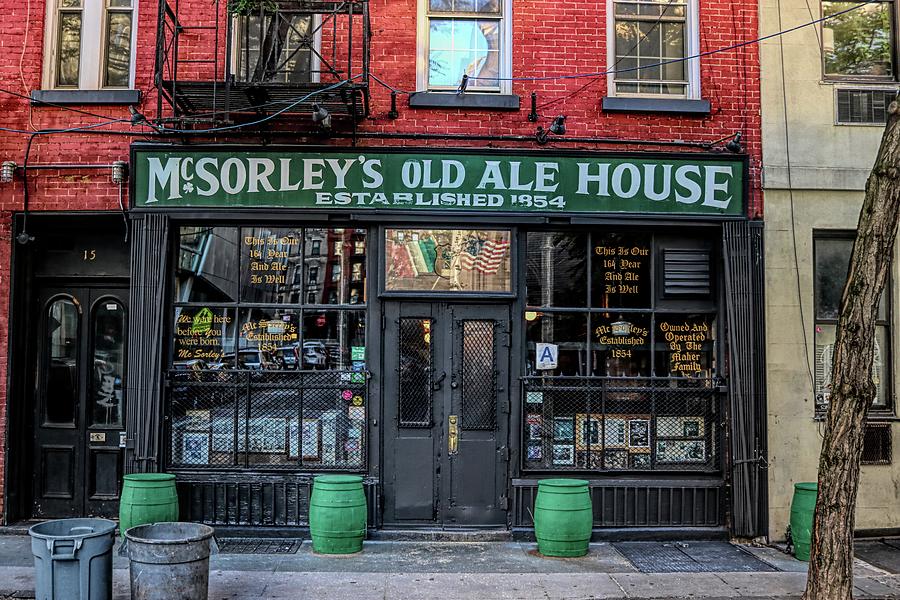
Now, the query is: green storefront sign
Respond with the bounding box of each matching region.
[132,148,745,216]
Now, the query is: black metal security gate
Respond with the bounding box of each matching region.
[382,301,511,526]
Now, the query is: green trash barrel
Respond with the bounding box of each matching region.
[534,478,593,558]
[790,482,818,561]
[309,475,367,554]
[119,474,179,537]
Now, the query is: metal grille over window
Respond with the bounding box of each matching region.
[836,89,898,125]
[523,377,719,472]
[862,423,892,465]
[168,371,367,470]
[398,318,433,427]
[460,320,497,430]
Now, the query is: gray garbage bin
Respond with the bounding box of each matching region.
[124,522,214,600]
[28,518,117,600]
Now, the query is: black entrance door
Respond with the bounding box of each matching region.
[383,302,510,526]
[32,286,128,518]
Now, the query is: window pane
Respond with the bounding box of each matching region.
[173,307,235,369]
[823,1,893,78]
[385,228,511,293]
[526,232,587,308]
[240,227,301,303]
[591,233,652,308]
[526,312,588,376]
[176,227,239,303]
[92,300,125,426]
[428,19,500,89]
[815,237,886,320]
[108,0,131,6]
[590,313,651,377]
[237,308,299,370]
[816,323,888,409]
[57,13,82,87]
[654,314,716,378]
[237,14,313,83]
[103,11,132,87]
[305,228,366,305]
[45,298,79,424]
[399,318,433,427]
[430,0,501,13]
[303,310,366,370]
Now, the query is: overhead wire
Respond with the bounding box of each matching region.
[0,0,877,138]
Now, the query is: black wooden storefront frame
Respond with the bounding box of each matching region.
[120,149,764,536]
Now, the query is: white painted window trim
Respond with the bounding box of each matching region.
[42,0,137,90]
[416,0,513,95]
[605,0,700,99]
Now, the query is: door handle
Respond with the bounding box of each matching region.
[448,415,459,455]
[433,371,446,391]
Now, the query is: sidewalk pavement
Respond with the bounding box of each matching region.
[2,536,900,599]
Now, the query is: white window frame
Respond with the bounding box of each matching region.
[606,0,700,99]
[416,0,513,94]
[42,0,137,90]
[230,13,323,84]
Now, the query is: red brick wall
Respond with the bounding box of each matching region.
[0,0,761,520]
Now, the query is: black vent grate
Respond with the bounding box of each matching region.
[862,423,892,465]
[837,89,897,125]
[663,249,711,297]
[216,538,301,554]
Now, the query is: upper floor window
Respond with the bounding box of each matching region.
[610,0,700,98]
[233,12,319,84]
[823,0,894,80]
[417,0,512,93]
[44,0,136,89]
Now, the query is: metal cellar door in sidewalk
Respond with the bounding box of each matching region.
[382,302,511,526]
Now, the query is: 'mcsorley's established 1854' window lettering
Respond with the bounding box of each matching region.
[134,151,744,215]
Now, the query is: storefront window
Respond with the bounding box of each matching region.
[168,225,368,472]
[384,228,511,293]
[524,230,719,473]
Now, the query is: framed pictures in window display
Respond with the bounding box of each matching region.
[656,416,705,439]
[575,414,602,450]
[182,432,209,465]
[604,418,626,447]
[656,439,706,463]
[629,452,651,469]
[628,419,650,448]
[527,414,543,440]
[527,441,542,461]
[301,418,321,460]
[552,444,574,465]
[604,449,628,469]
[553,417,574,442]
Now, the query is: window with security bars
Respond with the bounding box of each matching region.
[399,318,433,427]
[836,89,898,124]
[524,230,719,472]
[167,226,368,471]
[460,320,497,430]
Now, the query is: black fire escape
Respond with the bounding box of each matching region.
[154,0,370,126]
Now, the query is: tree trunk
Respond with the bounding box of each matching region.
[803,97,900,599]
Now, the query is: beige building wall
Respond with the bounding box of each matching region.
[760,0,900,541]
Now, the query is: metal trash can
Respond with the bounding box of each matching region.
[124,522,214,600]
[28,518,117,600]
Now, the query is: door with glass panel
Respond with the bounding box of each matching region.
[382,301,510,526]
[33,287,128,518]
